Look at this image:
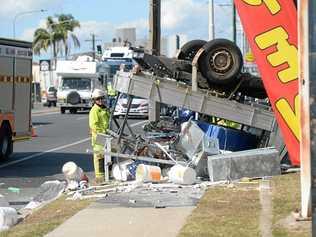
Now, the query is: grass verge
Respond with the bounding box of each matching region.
[178,173,311,237]
[0,196,92,237]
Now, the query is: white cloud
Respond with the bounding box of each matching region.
[0,0,62,16]
[20,19,46,41]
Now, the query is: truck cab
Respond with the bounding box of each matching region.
[56,60,103,114]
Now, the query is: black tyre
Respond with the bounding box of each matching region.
[177,40,207,61]
[199,39,243,86]
[67,91,81,105]
[0,124,13,160]
[70,108,77,114]
[60,107,65,114]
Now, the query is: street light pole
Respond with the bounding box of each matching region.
[209,0,215,40]
[13,9,47,39]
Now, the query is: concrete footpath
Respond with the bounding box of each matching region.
[45,202,194,237]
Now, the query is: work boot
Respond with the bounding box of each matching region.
[93,177,105,186]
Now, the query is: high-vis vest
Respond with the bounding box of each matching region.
[89,104,110,152]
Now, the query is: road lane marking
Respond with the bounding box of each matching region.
[32,112,60,117]
[0,137,91,169]
[76,116,88,121]
[130,120,148,128]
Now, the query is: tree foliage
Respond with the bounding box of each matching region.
[33,14,80,58]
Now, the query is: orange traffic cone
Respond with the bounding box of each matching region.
[31,126,38,137]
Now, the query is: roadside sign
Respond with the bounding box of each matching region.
[234,0,299,165]
[40,60,50,71]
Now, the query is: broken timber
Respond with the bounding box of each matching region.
[113,71,275,131]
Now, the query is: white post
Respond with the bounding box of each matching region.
[208,0,215,40]
[104,135,112,183]
[299,0,311,218]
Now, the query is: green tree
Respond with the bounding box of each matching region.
[33,14,80,59]
[57,14,80,57]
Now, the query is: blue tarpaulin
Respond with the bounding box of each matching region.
[196,121,258,151]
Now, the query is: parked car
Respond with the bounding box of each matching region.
[42,86,57,107]
[114,94,148,118]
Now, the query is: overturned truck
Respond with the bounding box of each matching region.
[108,39,287,183]
[132,38,267,100]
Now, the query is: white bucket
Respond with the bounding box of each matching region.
[0,207,18,231]
[62,162,84,181]
[168,165,196,185]
[136,164,161,182]
[112,160,134,181]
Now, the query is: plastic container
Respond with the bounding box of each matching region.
[0,207,18,231]
[136,164,161,182]
[168,165,196,185]
[62,162,84,181]
[112,160,134,181]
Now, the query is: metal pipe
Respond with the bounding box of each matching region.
[117,95,133,144]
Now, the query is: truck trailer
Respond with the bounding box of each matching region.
[0,38,33,160]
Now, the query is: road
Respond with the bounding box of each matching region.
[0,107,147,209]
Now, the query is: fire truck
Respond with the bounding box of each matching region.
[0,38,33,160]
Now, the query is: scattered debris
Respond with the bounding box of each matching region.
[168,165,196,185]
[22,181,65,212]
[0,207,18,232]
[62,162,89,191]
[136,164,161,182]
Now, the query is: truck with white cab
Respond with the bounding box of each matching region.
[56,60,103,114]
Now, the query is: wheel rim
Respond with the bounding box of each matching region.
[209,48,233,75]
[1,137,8,155]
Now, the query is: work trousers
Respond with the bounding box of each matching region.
[93,151,105,179]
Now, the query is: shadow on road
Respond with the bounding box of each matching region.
[0,152,93,178]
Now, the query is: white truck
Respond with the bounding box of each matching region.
[56,60,103,114]
[0,38,33,160]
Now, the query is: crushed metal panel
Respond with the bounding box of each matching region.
[208,148,280,182]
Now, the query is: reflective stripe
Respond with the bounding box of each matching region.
[0,75,31,83]
[0,75,14,83]
[0,112,15,132]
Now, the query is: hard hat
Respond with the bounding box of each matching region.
[92,89,106,99]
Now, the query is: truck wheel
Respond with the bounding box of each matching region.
[70,108,77,114]
[61,107,65,114]
[0,124,13,160]
[177,40,207,61]
[198,39,243,86]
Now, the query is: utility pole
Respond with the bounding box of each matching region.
[232,1,236,43]
[209,0,215,40]
[148,0,161,121]
[149,0,161,56]
[85,34,101,61]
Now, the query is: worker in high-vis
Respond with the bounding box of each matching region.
[106,82,117,108]
[89,89,110,183]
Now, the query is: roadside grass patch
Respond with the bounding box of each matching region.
[0,196,92,237]
[179,183,260,237]
[179,173,311,237]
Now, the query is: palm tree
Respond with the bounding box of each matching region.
[33,14,80,59]
[56,14,80,58]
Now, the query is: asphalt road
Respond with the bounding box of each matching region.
[0,107,147,209]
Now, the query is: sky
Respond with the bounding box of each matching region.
[0,0,235,60]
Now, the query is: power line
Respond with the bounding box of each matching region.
[85,34,101,61]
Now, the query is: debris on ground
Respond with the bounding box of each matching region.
[21,180,66,214]
[62,162,89,191]
[0,207,18,231]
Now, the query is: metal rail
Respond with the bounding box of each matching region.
[113,71,276,132]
